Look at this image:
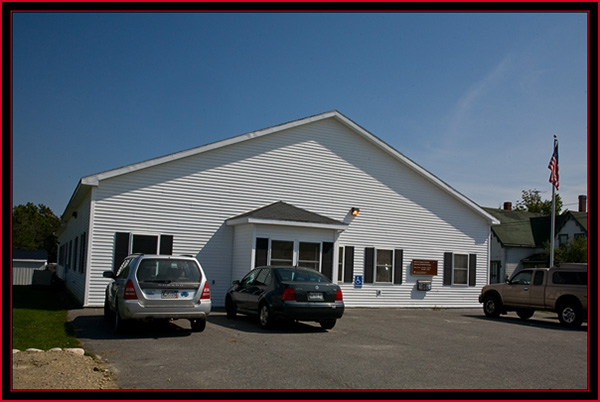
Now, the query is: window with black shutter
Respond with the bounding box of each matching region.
[113,232,130,272]
[394,249,403,284]
[443,252,477,286]
[343,246,354,283]
[364,247,375,284]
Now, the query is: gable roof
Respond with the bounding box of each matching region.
[63,111,498,224]
[483,208,588,248]
[226,201,348,230]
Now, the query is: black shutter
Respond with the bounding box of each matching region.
[159,235,174,255]
[113,232,130,272]
[255,238,269,267]
[469,254,477,286]
[343,246,354,283]
[394,249,403,284]
[443,252,453,286]
[364,247,375,284]
[321,242,334,280]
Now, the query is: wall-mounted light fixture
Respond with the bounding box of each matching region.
[351,207,360,216]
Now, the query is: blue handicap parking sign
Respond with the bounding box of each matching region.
[354,275,363,288]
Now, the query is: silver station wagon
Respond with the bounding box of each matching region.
[103,254,211,332]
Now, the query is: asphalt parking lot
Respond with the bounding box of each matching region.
[69,307,589,392]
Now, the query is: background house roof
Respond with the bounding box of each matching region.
[483,208,588,248]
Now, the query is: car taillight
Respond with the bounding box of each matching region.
[200,282,211,300]
[281,287,296,301]
[335,289,343,301]
[124,280,138,300]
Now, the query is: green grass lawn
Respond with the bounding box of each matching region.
[12,285,82,351]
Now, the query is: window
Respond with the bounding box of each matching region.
[558,234,569,247]
[298,242,320,271]
[73,238,79,271]
[338,246,354,283]
[79,233,87,273]
[364,248,403,284]
[443,253,476,287]
[137,259,202,283]
[376,250,393,283]
[510,270,532,285]
[113,232,174,272]
[533,271,545,285]
[552,271,587,285]
[116,258,132,279]
[255,268,272,286]
[132,234,159,254]
[270,240,294,266]
[453,254,468,285]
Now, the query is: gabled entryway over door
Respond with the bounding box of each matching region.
[226,201,348,283]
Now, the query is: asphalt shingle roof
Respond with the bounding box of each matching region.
[482,208,588,248]
[228,201,345,226]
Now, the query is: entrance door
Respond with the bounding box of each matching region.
[490,261,502,284]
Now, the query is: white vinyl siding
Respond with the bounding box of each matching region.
[68,117,492,307]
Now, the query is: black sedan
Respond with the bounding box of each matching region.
[225,266,344,330]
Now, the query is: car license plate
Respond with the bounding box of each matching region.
[308,292,324,301]
[161,290,179,299]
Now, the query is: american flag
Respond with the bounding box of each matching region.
[548,140,559,189]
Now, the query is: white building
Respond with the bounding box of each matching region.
[12,250,48,285]
[57,111,499,308]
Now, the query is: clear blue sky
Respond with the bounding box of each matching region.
[12,11,589,217]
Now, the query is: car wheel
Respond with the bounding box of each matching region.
[483,294,502,318]
[259,303,273,329]
[190,317,206,332]
[114,303,126,334]
[557,302,583,328]
[103,294,114,321]
[516,309,535,320]
[225,296,237,319]
[319,319,336,330]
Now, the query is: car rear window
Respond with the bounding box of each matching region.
[276,268,330,283]
[137,259,202,283]
[552,271,587,285]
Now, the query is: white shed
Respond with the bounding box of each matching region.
[57,111,499,308]
[12,250,48,285]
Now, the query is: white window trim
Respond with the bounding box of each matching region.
[266,239,325,272]
[452,253,469,286]
[374,248,394,284]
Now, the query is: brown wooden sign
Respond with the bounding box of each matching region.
[412,259,438,276]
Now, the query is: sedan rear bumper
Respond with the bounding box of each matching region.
[273,301,344,321]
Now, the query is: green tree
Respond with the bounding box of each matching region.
[515,189,562,215]
[554,236,588,264]
[12,203,61,262]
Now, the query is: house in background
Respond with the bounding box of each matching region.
[12,249,48,285]
[484,197,588,283]
[56,111,499,308]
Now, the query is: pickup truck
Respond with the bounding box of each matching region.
[479,264,587,328]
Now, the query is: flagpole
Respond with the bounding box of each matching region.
[550,178,556,267]
[549,135,557,268]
